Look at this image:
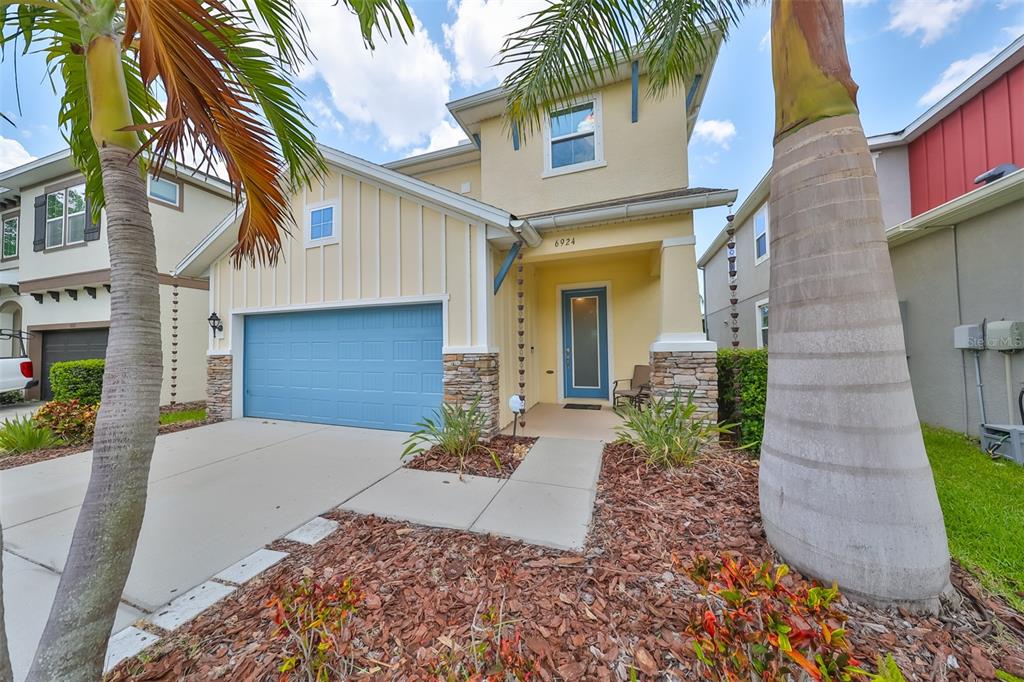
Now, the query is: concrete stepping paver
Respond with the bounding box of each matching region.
[285,516,339,545]
[471,479,596,551]
[146,581,235,631]
[105,627,160,672]
[213,548,288,585]
[340,468,505,530]
[511,437,603,490]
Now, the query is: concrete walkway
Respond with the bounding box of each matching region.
[341,436,603,550]
[502,403,622,442]
[2,418,405,681]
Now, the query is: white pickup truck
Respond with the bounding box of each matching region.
[0,330,37,393]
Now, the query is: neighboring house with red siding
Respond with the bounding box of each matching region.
[700,34,1024,436]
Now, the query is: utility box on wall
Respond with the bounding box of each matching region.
[986,321,1024,351]
[954,324,984,350]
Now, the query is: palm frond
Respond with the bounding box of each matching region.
[236,0,311,68]
[122,0,325,266]
[498,0,751,133]
[341,0,415,48]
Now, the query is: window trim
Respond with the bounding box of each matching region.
[753,203,770,265]
[1,213,17,261]
[305,199,340,247]
[44,183,88,250]
[755,297,769,349]
[147,173,184,210]
[542,93,606,178]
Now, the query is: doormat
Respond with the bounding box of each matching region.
[563,403,602,410]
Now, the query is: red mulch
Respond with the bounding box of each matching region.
[403,435,537,478]
[106,443,1024,681]
[0,405,215,471]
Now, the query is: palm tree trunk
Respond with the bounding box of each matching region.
[28,34,162,681]
[758,0,950,611]
[0,524,13,682]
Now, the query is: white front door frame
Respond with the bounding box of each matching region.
[554,280,614,404]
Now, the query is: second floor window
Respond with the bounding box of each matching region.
[1,215,17,260]
[306,202,338,246]
[754,204,769,264]
[45,183,87,249]
[545,96,604,176]
[148,174,182,208]
[756,299,769,349]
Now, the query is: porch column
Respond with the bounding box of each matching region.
[650,237,718,418]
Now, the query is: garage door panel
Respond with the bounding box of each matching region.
[244,304,442,431]
[41,328,109,400]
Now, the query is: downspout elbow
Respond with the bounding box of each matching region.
[510,218,542,248]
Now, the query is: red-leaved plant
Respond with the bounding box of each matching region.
[266,567,362,682]
[684,554,867,681]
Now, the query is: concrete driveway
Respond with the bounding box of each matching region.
[1,418,405,680]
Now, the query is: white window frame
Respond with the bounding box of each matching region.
[1,214,17,260]
[753,203,769,265]
[44,183,88,249]
[755,297,769,349]
[147,173,182,209]
[305,199,340,247]
[542,93,606,179]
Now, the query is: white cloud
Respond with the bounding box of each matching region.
[918,47,1001,106]
[297,2,453,150]
[888,0,977,45]
[443,0,546,87]
[410,120,469,156]
[758,29,770,52]
[0,135,35,172]
[693,119,737,149]
[844,0,877,6]
[308,96,344,136]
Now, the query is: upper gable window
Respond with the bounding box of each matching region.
[1,215,17,260]
[306,200,339,245]
[148,174,182,208]
[543,96,605,177]
[45,183,87,249]
[754,204,769,264]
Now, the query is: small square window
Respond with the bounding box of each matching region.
[308,205,334,242]
[148,174,181,207]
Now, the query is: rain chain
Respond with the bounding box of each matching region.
[726,211,741,420]
[170,285,179,405]
[516,246,526,429]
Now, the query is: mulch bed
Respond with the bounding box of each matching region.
[106,443,1024,681]
[0,402,214,471]
[403,435,537,478]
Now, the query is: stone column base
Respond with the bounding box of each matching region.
[443,352,500,437]
[207,354,233,421]
[650,350,718,420]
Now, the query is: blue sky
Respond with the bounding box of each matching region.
[1,0,1022,255]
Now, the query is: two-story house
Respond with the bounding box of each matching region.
[0,149,236,403]
[174,58,736,434]
[699,34,1024,435]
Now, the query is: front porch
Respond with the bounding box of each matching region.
[502,402,623,442]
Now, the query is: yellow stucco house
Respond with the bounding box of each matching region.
[175,60,735,434]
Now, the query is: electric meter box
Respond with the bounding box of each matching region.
[954,324,984,350]
[986,320,1024,351]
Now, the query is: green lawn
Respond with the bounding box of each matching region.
[924,424,1024,611]
[159,408,207,426]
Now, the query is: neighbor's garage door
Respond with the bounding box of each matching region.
[243,304,443,431]
[41,328,109,400]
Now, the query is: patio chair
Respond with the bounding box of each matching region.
[613,364,651,409]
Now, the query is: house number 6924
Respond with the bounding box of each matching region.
[554,237,576,248]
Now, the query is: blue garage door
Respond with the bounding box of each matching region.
[243,303,443,431]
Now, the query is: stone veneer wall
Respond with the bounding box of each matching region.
[650,351,718,420]
[443,352,500,436]
[207,354,233,421]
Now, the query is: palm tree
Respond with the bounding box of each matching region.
[499,0,951,611]
[0,1,411,679]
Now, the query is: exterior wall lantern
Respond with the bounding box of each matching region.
[207,312,223,337]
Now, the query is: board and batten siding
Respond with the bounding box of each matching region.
[208,168,492,354]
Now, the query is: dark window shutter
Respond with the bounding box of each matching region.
[84,198,101,242]
[33,194,46,252]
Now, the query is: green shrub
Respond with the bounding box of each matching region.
[717,348,767,452]
[50,359,105,404]
[34,399,98,445]
[614,392,731,468]
[402,399,497,475]
[0,390,23,405]
[0,416,60,454]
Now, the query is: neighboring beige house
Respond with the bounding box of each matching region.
[176,58,736,434]
[0,150,236,403]
[699,36,1024,435]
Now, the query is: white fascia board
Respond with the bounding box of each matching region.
[528,188,737,232]
[174,202,245,277]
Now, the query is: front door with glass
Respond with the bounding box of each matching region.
[561,287,609,399]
